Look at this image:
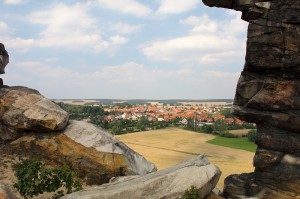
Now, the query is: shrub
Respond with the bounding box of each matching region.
[183,185,201,199]
[218,131,238,138]
[247,129,257,142]
[13,157,82,199]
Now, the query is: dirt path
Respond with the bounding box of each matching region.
[117,127,255,189]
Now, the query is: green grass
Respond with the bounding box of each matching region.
[206,136,257,152]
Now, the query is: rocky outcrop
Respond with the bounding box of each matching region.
[202,0,300,198]
[62,155,221,199]
[4,133,129,185]
[64,120,157,175]
[0,86,69,144]
[0,85,157,185]
[0,43,9,75]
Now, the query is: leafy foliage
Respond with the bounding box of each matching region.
[218,131,238,138]
[183,185,201,199]
[13,157,82,199]
[247,129,257,142]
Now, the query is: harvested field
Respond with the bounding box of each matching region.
[117,127,254,189]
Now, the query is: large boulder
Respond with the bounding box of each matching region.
[64,120,157,175]
[0,86,69,144]
[62,155,221,199]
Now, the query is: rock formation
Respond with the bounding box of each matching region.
[0,43,9,85]
[202,0,300,198]
[0,85,156,185]
[0,43,9,75]
[64,120,157,175]
[0,86,69,145]
[62,155,221,199]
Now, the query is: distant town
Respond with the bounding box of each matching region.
[54,99,254,135]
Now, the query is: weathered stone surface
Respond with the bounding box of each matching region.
[0,183,18,199]
[235,73,300,111]
[3,133,130,185]
[62,155,221,199]
[202,0,300,198]
[202,0,235,9]
[0,124,23,145]
[64,120,157,175]
[0,86,69,132]
[0,43,9,75]
[255,125,300,153]
[223,173,261,197]
[253,148,284,168]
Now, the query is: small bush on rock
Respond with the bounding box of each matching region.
[13,157,82,199]
[183,185,201,199]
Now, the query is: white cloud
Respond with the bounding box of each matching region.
[9,60,239,99]
[0,21,10,36]
[22,3,129,53]
[180,15,218,34]
[142,13,247,64]
[201,70,240,78]
[27,3,109,52]
[4,0,26,5]
[0,21,36,52]
[109,35,129,45]
[110,23,141,34]
[93,0,153,17]
[142,34,241,63]
[156,0,199,14]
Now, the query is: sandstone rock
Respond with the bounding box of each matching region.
[0,183,18,199]
[63,120,157,175]
[3,133,130,185]
[0,86,69,133]
[202,0,300,198]
[253,148,284,169]
[223,173,260,197]
[62,155,221,199]
[0,43,9,75]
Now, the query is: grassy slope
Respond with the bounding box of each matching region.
[206,137,257,152]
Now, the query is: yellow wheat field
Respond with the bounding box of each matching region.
[117,127,254,190]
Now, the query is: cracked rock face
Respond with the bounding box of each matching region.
[202,0,300,198]
[0,86,69,143]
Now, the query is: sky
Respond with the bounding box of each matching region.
[0,0,248,99]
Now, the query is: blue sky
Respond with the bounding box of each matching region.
[0,0,248,99]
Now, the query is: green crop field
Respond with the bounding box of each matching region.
[206,137,257,152]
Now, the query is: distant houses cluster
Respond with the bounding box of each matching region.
[101,103,246,126]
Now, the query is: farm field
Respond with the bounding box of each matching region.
[117,128,255,189]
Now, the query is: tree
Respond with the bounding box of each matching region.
[219,108,233,118]
[248,129,257,142]
[213,119,228,133]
